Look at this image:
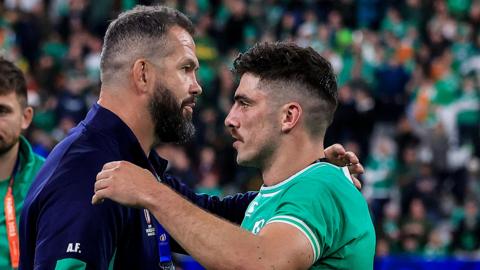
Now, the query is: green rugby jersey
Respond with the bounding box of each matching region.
[241,162,375,269]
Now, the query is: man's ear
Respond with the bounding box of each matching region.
[280,102,302,133]
[21,106,33,130]
[132,59,150,94]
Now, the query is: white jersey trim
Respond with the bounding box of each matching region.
[261,190,282,198]
[267,215,321,263]
[341,166,354,184]
[260,163,326,192]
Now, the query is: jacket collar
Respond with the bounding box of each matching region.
[80,103,169,174]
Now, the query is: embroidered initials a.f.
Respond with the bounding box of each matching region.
[66,243,81,253]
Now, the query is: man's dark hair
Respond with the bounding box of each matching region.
[233,42,338,136]
[0,58,28,108]
[100,5,195,83]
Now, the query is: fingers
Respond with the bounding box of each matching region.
[325,144,362,167]
[102,161,121,170]
[327,144,346,157]
[92,191,106,205]
[96,160,133,183]
[93,164,116,205]
[348,163,364,175]
[94,178,110,192]
[96,169,112,181]
[352,176,362,190]
[92,177,111,205]
[344,151,359,165]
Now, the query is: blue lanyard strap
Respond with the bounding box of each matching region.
[147,162,175,269]
[153,219,175,269]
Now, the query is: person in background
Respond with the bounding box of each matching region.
[0,58,45,269]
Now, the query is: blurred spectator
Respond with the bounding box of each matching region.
[195,146,222,197]
[454,77,480,155]
[374,48,410,122]
[364,135,397,221]
[400,199,432,254]
[380,202,401,253]
[424,228,449,257]
[325,83,357,151]
[0,58,44,269]
[156,144,198,189]
[452,199,480,258]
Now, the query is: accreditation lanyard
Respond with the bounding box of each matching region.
[153,218,174,269]
[148,164,174,270]
[4,158,20,269]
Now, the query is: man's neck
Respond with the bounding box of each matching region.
[98,90,154,156]
[0,142,20,181]
[261,138,324,187]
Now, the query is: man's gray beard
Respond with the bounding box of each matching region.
[149,85,195,145]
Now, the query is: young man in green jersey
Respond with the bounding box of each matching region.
[92,42,376,269]
[0,58,45,269]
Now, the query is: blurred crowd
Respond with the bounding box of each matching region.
[1,0,480,259]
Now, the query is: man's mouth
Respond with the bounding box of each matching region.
[230,132,243,148]
[182,97,196,113]
[183,105,194,114]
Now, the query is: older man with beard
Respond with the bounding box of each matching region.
[20,6,362,270]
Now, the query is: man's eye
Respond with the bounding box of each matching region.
[239,101,249,108]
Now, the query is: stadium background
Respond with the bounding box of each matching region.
[1,0,480,269]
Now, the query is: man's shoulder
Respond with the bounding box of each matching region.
[283,163,365,209]
[281,164,375,266]
[18,136,46,177]
[289,163,349,190]
[48,125,119,167]
[28,127,121,200]
[291,163,373,231]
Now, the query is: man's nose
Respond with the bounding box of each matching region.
[190,75,202,96]
[224,109,239,129]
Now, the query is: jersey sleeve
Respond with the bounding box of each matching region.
[26,151,124,269]
[266,175,339,263]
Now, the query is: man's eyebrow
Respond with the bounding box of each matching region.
[234,94,252,103]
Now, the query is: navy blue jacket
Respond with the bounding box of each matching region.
[19,104,256,270]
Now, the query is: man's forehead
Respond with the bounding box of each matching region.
[168,26,195,49]
[240,73,261,86]
[0,91,19,101]
[163,26,198,65]
[235,74,267,98]
[237,74,261,92]
[0,92,22,107]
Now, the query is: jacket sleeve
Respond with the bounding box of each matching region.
[20,151,124,270]
[161,173,257,254]
[162,173,257,225]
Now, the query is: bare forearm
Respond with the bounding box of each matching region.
[143,183,270,270]
[93,162,311,269]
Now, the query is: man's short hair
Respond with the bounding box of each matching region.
[0,58,28,108]
[233,42,338,136]
[100,5,195,83]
